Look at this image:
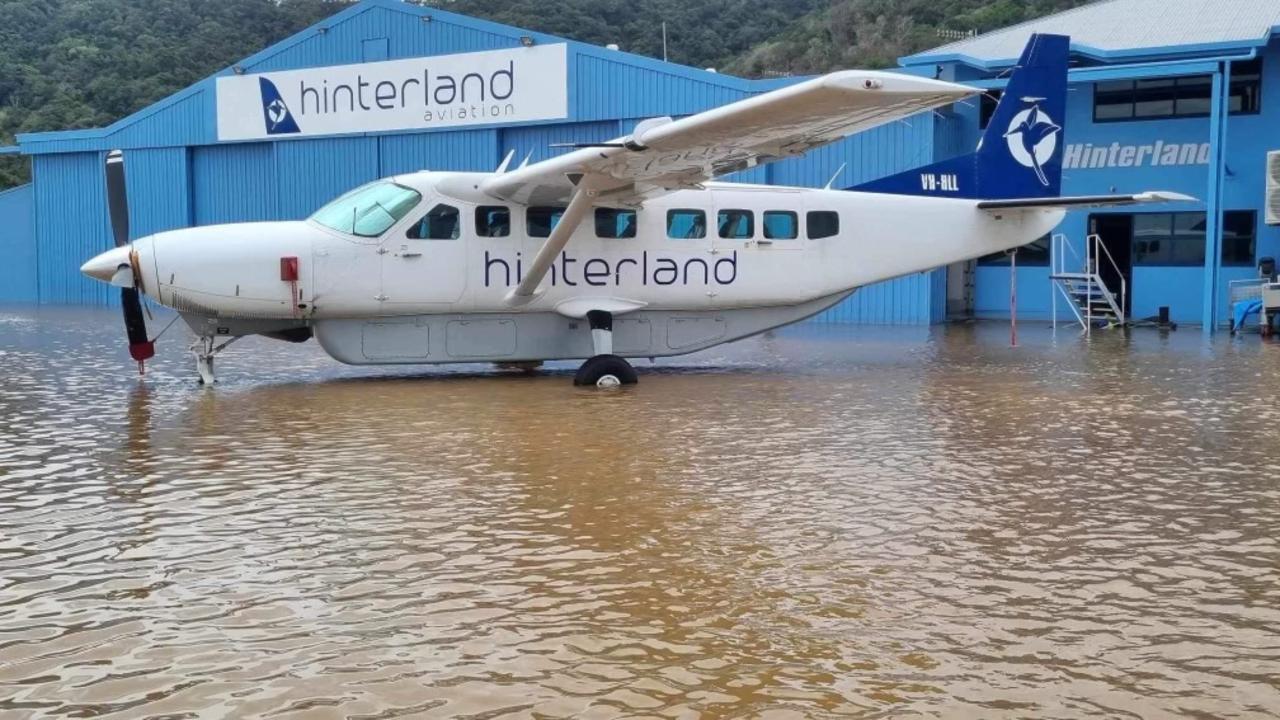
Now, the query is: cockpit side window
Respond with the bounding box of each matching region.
[310,181,421,238]
[407,203,461,240]
[476,206,510,237]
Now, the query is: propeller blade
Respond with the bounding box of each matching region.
[122,287,154,365]
[105,149,129,248]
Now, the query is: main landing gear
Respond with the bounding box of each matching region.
[574,310,638,388]
[191,335,240,385]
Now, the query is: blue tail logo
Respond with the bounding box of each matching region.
[259,78,300,135]
[1004,99,1061,187]
[851,33,1069,200]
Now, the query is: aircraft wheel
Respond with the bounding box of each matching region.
[573,354,638,387]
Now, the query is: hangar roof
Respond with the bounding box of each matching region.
[904,0,1280,68]
[15,0,787,155]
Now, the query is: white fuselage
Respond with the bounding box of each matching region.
[116,171,1062,364]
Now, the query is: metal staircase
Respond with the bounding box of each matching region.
[1050,233,1126,331]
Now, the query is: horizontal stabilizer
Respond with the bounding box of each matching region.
[977,191,1196,211]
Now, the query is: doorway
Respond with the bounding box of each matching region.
[1088,214,1133,313]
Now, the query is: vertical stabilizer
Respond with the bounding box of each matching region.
[851,34,1069,200]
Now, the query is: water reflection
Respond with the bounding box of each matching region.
[1,307,1278,718]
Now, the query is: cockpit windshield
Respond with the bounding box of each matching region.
[310,181,422,237]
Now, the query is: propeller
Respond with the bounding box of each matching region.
[104,150,155,374]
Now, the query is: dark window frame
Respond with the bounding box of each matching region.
[407,202,461,240]
[666,208,706,239]
[1092,59,1263,123]
[806,211,840,240]
[475,205,510,237]
[762,210,799,240]
[1125,210,1256,267]
[717,209,755,239]
[526,206,566,238]
[594,208,638,239]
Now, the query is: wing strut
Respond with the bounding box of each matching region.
[504,179,598,306]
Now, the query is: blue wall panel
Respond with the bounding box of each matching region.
[500,120,620,165]
[32,153,110,305]
[192,143,276,225]
[126,147,191,237]
[0,184,38,303]
[273,136,380,218]
[379,130,498,176]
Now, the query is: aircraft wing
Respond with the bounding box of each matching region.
[976,192,1197,211]
[481,71,976,206]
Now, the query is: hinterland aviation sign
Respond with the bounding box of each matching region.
[215,45,568,141]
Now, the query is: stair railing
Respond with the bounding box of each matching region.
[1087,233,1126,325]
[1051,233,1085,329]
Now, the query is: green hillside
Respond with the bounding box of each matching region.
[0,0,1091,189]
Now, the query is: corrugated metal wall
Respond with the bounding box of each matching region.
[32,153,111,305]
[0,184,37,303]
[9,0,950,323]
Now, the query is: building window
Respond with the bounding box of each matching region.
[667,209,705,239]
[806,211,839,239]
[1132,211,1255,266]
[527,206,565,238]
[979,90,1002,130]
[762,211,798,239]
[475,206,510,237]
[1093,60,1263,121]
[717,209,754,239]
[595,208,637,238]
[407,203,460,240]
[1222,211,1256,266]
[1230,59,1263,114]
[977,234,1050,266]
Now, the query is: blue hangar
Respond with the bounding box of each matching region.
[1,0,1277,329]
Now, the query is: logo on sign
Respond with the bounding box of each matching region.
[1003,99,1060,187]
[259,78,300,135]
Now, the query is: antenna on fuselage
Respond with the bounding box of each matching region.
[495,149,516,174]
[518,150,534,169]
[823,162,847,190]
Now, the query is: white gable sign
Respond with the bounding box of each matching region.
[216,45,567,141]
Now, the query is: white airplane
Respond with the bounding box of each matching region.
[81,34,1188,387]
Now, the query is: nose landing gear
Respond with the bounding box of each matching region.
[573,310,638,387]
[191,335,241,385]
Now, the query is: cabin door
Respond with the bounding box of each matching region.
[379,200,469,312]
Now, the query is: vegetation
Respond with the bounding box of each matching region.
[1,0,1090,189]
[726,0,1091,76]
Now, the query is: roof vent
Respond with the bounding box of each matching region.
[606,43,619,51]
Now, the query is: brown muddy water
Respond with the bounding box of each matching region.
[1,305,1279,719]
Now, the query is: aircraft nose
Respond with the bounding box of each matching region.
[80,246,132,284]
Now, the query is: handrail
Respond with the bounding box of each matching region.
[1088,233,1126,324]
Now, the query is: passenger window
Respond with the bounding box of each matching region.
[407,203,460,240]
[476,206,510,237]
[718,209,754,239]
[667,209,706,239]
[807,211,840,239]
[595,208,637,239]
[763,211,798,239]
[527,206,565,238]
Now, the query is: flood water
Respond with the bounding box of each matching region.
[1,306,1279,719]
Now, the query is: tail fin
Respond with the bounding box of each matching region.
[852,33,1068,200]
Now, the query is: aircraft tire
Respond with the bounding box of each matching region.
[573,354,638,387]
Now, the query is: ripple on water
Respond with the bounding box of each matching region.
[1,306,1279,718]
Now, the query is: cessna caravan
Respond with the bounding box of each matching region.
[81,34,1188,386]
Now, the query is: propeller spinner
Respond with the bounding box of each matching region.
[103,150,155,373]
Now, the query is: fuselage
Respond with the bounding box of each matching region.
[85,170,1063,364]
